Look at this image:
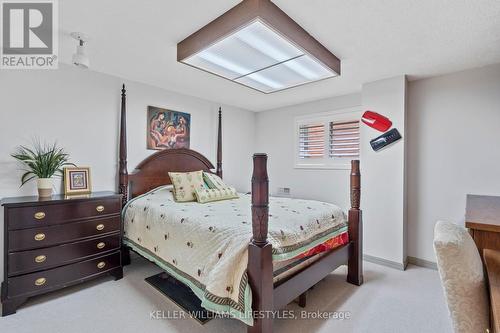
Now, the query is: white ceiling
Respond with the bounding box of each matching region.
[59,0,500,112]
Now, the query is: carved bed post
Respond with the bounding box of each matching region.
[119,84,129,207]
[247,154,273,333]
[216,107,223,178]
[119,84,131,266]
[347,160,363,286]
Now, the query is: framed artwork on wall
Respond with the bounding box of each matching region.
[64,167,92,195]
[147,106,191,150]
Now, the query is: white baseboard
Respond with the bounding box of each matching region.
[363,254,437,271]
[363,254,407,271]
[407,256,437,270]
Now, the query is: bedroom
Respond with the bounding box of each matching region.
[0,0,499,332]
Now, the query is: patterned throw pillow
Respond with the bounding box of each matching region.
[203,172,227,190]
[194,187,239,204]
[168,171,205,202]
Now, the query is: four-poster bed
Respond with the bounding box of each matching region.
[118,85,363,333]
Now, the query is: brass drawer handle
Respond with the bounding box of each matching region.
[97,242,106,249]
[35,255,47,263]
[34,233,46,241]
[96,205,105,213]
[35,277,46,286]
[34,212,46,220]
[97,261,106,269]
[96,224,105,231]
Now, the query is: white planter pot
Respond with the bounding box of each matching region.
[37,178,53,197]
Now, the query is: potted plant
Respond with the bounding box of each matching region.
[11,141,75,197]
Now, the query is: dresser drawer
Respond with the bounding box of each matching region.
[7,198,121,230]
[8,234,120,276]
[8,216,121,252]
[7,251,121,298]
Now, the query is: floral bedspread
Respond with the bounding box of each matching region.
[123,185,347,325]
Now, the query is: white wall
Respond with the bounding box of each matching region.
[255,76,408,267]
[0,64,256,280]
[361,76,407,266]
[407,63,500,262]
[257,65,500,266]
[0,64,255,197]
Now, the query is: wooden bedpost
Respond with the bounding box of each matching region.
[118,84,131,266]
[216,107,223,178]
[118,84,128,207]
[248,154,273,333]
[347,160,363,286]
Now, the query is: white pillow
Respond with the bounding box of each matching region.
[168,170,205,202]
[433,221,489,333]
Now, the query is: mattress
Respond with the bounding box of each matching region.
[272,231,349,284]
[123,185,347,325]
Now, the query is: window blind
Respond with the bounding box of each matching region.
[298,123,325,158]
[329,120,360,158]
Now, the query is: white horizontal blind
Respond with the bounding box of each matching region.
[329,120,360,158]
[298,123,325,158]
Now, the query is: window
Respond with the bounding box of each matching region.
[329,120,360,158]
[298,123,325,159]
[295,108,361,169]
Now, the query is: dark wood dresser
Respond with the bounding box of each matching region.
[1,192,123,316]
[466,194,500,259]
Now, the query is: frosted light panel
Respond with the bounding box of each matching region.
[182,20,337,93]
[236,55,336,93]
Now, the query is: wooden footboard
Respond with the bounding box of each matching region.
[347,160,363,286]
[247,155,363,333]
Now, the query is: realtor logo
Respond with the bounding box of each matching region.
[1,0,58,69]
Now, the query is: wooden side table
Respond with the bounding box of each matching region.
[466,194,500,259]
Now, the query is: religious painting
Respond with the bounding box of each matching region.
[147,106,191,150]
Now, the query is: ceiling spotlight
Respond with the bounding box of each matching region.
[71,32,90,69]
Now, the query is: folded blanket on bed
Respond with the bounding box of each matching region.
[122,185,347,325]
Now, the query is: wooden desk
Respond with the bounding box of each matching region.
[484,249,500,333]
[466,195,500,258]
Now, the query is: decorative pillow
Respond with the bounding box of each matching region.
[433,221,490,333]
[194,187,239,204]
[203,172,228,190]
[168,171,205,202]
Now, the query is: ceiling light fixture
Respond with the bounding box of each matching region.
[70,32,90,69]
[177,0,340,93]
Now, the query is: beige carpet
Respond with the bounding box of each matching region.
[0,255,452,333]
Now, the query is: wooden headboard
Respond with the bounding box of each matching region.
[118,85,223,205]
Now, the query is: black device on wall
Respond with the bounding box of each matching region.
[370,128,402,151]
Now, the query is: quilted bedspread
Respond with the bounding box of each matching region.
[123,185,347,325]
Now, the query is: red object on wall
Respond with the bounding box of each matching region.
[361,111,392,132]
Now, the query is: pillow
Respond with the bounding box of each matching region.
[433,221,489,333]
[194,187,238,204]
[168,171,205,202]
[203,172,228,190]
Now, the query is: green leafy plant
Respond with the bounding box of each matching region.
[11,141,76,186]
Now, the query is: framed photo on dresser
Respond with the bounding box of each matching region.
[64,167,92,195]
